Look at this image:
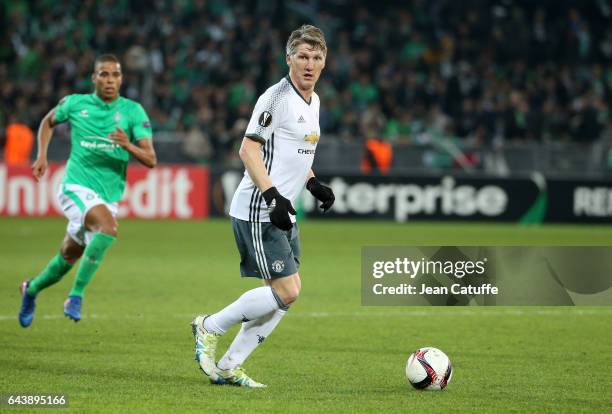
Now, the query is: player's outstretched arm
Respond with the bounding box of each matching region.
[32,108,58,181]
[109,128,157,168]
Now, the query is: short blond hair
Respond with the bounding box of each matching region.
[286,24,327,56]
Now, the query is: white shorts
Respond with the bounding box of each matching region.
[57,184,118,246]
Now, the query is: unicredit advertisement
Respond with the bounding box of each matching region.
[0,163,209,219]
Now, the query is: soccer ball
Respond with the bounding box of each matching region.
[405,347,453,390]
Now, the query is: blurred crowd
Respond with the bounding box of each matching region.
[2,0,612,164]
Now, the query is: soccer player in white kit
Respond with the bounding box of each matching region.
[191,25,335,388]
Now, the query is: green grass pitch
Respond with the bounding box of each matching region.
[1,217,611,413]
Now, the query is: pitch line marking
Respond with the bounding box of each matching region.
[1,308,611,322]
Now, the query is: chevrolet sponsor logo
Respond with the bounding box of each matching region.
[304,132,319,145]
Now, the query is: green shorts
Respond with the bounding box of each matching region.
[231,217,301,279]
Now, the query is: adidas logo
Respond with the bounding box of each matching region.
[297,115,306,123]
[79,109,89,118]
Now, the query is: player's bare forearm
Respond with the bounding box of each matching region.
[126,140,157,168]
[32,108,57,180]
[109,128,157,168]
[36,109,57,160]
[239,137,273,192]
[306,169,315,182]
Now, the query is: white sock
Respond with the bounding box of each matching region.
[204,286,283,334]
[217,309,287,370]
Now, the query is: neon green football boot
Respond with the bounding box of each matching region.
[216,366,267,388]
[191,315,221,382]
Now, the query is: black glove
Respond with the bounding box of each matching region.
[306,177,335,212]
[262,187,296,230]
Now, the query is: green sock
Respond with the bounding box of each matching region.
[26,254,74,296]
[69,233,116,298]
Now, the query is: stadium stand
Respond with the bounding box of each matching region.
[1,0,611,176]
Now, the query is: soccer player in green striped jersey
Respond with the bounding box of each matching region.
[18,54,157,327]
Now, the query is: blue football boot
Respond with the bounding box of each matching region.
[63,295,82,322]
[18,280,36,328]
